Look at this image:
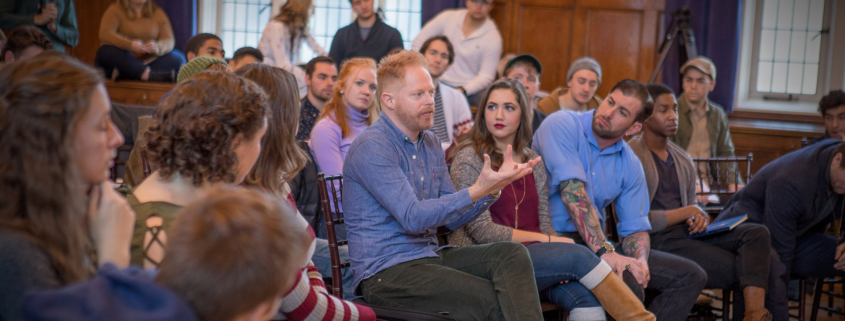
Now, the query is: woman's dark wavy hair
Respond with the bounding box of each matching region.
[0,54,101,283]
[451,78,533,168]
[235,64,309,196]
[144,70,269,186]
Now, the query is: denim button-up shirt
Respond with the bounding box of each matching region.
[342,114,495,290]
[532,110,651,238]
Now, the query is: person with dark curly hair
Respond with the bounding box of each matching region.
[0,53,135,321]
[809,90,845,145]
[126,70,269,268]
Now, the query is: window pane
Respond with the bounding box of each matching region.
[398,0,410,11]
[776,0,794,29]
[789,31,806,62]
[223,31,234,57]
[756,61,773,92]
[805,32,821,63]
[786,63,803,93]
[224,3,236,30]
[802,63,819,94]
[774,30,791,61]
[792,0,809,30]
[808,0,824,31]
[327,8,340,34]
[762,0,779,29]
[385,0,399,10]
[770,62,788,93]
[313,7,327,36]
[314,0,327,6]
[759,29,775,61]
[235,4,247,32]
[410,11,421,39]
[247,4,259,33]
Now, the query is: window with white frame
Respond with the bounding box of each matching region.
[749,0,831,102]
[220,0,273,59]
[205,0,422,63]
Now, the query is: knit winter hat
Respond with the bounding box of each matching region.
[176,56,228,83]
[566,57,602,85]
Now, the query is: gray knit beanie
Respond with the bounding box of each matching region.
[566,57,602,85]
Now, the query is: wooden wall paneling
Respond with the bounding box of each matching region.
[581,8,644,98]
[73,0,113,66]
[491,0,514,54]
[729,119,825,175]
[512,0,573,91]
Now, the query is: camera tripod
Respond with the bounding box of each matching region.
[649,9,698,84]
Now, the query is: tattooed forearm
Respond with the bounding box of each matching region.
[622,231,651,260]
[560,179,607,251]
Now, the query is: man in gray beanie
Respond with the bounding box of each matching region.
[537,56,604,115]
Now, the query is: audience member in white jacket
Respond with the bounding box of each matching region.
[418,35,474,151]
[258,0,326,98]
[412,1,502,106]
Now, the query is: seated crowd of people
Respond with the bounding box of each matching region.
[3,1,845,321]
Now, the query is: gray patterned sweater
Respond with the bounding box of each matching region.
[447,146,555,246]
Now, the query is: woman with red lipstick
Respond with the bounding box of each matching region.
[0,54,136,321]
[309,57,379,238]
[449,78,654,320]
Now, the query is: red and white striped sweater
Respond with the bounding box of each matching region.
[274,190,375,321]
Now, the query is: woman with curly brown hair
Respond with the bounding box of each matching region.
[235,63,376,321]
[258,0,326,98]
[0,54,135,321]
[127,70,269,268]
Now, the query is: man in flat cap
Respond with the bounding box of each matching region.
[671,56,742,194]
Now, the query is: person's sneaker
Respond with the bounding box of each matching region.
[743,308,772,321]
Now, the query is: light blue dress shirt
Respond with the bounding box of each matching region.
[342,114,495,290]
[532,110,652,237]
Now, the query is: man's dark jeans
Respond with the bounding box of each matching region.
[651,223,775,320]
[95,45,185,81]
[761,233,845,321]
[561,231,707,321]
[359,242,542,321]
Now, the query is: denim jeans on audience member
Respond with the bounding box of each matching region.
[316,213,347,241]
[95,45,186,81]
[311,238,359,300]
[560,232,707,321]
[526,242,604,319]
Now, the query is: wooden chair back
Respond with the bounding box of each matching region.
[317,173,349,299]
[691,153,753,214]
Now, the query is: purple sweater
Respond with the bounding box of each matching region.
[309,105,370,177]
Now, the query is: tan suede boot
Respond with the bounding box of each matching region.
[743,309,772,321]
[589,273,656,321]
[742,286,771,321]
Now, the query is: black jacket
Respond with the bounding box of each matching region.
[716,139,844,268]
[290,141,323,232]
[328,17,403,66]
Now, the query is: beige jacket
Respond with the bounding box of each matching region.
[536,87,603,116]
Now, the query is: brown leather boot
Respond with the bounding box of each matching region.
[743,309,772,321]
[590,273,656,321]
